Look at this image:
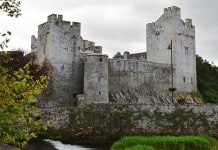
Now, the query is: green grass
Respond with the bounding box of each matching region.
[126,145,155,150]
[111,135,217,150]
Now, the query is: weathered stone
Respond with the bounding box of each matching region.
[147,6,197,92]
[40,104,218,143]
[32,6,197,107]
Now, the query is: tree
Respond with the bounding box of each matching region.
[0,52,50,148]
[0,0,21,49]
[196,55,218,103]
[0,0,21,17]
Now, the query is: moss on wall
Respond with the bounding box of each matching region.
[39,104,218,145]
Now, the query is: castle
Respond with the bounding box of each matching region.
[31,6,197,107]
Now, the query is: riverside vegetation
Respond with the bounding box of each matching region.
[0,51,50,148]
[196,55,218,103]
[111,135,218,150]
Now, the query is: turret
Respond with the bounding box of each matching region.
[84,54,109,104]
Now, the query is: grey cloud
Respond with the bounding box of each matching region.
[3,0,218,65]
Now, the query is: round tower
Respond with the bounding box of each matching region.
[84,54,109,104]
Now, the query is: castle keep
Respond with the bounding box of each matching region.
[32,6,197,107]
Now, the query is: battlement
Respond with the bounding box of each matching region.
[47,14,63,22]
[164,6,180,13]
[46,14,81,30]
[146,22,156,28]
[185,18,194,28]
[72,22,81,27]
[163,6,181,19]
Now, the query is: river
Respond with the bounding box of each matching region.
[24,139,109,150]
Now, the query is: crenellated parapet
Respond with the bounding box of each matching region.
[146,22,156,28]
[185,18,195,29]
[160,6,181,20]
[164,6,180,13]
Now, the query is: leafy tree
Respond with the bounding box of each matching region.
[196,55,218,103]
[0,0,21,49]
[0,51,49,148]
[0,0,21,17]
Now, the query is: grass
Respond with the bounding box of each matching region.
[214,141,218,150]
[111,135,218,150]
[126,145,155,150]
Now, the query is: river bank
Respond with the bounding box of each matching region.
[0,142,19,150]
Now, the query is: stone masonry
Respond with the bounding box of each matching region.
[32,6,197,107]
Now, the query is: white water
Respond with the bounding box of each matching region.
[44,139,94,150]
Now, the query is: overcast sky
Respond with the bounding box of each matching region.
[1,0,218,65]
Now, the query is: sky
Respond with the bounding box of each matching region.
[1,0,218,65]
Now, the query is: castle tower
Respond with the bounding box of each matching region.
[84,54,109,104]
[31,14,84,107]
[146,6,197,92]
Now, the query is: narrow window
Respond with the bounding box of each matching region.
[185,47,189,55]
[99,91,101,95]
[183,77,186,83]
[155,32,160,41]
[73,94,76,98]
[98,77,101,81]
[61,65,64,71]
[99,58,103,62]
[191,78,193,84]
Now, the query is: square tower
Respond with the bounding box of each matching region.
[146,6,197,92]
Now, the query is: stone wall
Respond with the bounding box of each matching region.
[108,59,172,103]
[40,104,218,145]
[146,6,197,92]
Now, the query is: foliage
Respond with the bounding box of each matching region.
[0,31,11,49]
[0,52,49,148]
[111,135,216,150]
[0,0,21,17]
[0,0,21,50]
[196,55,218,103]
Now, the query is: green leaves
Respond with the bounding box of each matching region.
[0,0,21,17]
[196,55,218,103]
[0,52,49,148]
[0,0,21,49]
[0,31,12,49]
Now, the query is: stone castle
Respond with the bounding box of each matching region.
[31,6,197,107]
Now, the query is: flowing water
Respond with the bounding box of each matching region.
[24,139,109,150]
